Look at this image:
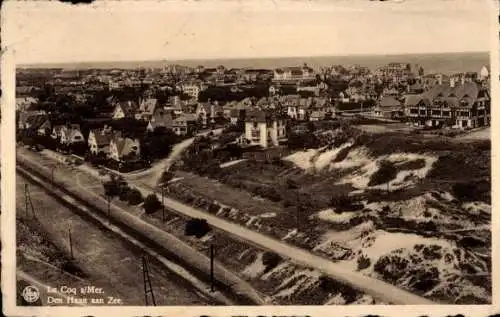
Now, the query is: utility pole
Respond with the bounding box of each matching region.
[24,183,35,219]
[210,244,215,292]
[106,195,111,217]
[142,255,156,306]
[51,166,55,187]
[68,227,74,259]
[161,185,165,222]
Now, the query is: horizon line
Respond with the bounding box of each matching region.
[17,50,490,69]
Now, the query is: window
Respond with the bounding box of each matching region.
[432,110,441,116]
[419,110,427,116]
[442,111,450,117]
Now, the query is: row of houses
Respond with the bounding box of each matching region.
[18,114,142,163]
[372,81,490,129]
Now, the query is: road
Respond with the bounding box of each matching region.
[18,146,435,305]
[17,149,266,305]
[120,128,224,187]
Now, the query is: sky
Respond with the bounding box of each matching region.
[1,0,493,65]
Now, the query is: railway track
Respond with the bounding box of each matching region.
[16,160,265,306]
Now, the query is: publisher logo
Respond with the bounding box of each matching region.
[22,286,40,303]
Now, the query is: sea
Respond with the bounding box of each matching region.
[21,51,489,75]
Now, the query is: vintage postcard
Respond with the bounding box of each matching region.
[1,0,498,316]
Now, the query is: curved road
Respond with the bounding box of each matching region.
[18,146,435,305]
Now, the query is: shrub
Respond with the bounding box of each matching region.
[127,188,144,205]
[184,218,211,238]
[410,267,439,293]
[160,171,175,185]
[118,185,131,201]
[357,254,371,271]
[330,195,360,211]
[208,202,220,214]
[143,194,162,214]
[103,178,122,198]
[368,160,398,187]
[422,245,442,261]
[261,252,282,272]
[374,255,409,283]
[452,181,490,202]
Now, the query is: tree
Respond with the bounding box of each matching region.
[143,194,162,214]
[103,177,122,198]
[127,188,144,205]
[184,218,211,238]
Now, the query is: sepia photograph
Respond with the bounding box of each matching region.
[1,0,496,315]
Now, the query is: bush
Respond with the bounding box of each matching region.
[160,171,175,185]
[368,160,398,187]
[143,194,162,214]
[118,185,131,201]
[330,195,360,211]
[127,188,143,205]
[261,252,282,272]
[357,254,371,271]
[184,218,211,238]
[374,255,409,283]
[103,178,122,198]
[452,181,489,202]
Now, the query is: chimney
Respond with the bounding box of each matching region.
[450,77,455,88]
[438,75,442,85]
[461,76,465,85]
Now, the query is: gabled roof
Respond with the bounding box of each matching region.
[24,114,49,130]
[117,100,139,115]
[112,137,140,157]
[139,98,158,114]
[90,129,113,146]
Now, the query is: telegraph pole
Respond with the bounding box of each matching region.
[107,195,111,217]
[161,185,165,222]
[142,255,156,306]
[210,243,215,292]
[68,227,74,259]
[24,183,35,219]
[51,166,55,187]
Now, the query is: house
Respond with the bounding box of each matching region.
[309,110,326,121]
[16,97,38,111]
[136,98,158,121]
[244,111,287,148]
[17,111,46,131]
[273,65,315,81]
[479,66,489,81]
[146,109,174,132]
[36,119,52,136]
[60,125,85,146]
[108,137,141,162]
[373,96,404,119]
[404,81,490,128]
[112,100,139,119]
[195,102,224,126]
[177,81,205,100]
[51,125,66,140]
[228,108,246,125]
[172,113,198,136]
[287,105,307,121]
[88,128,113,155]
